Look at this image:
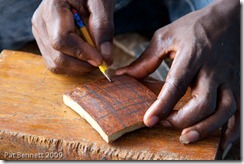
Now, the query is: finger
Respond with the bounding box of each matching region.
[179,84,236,145]
[163,68,218,128]
[140,77,164,95]
[32,8,95,75]
[32,25,95,75]
[220,98,240,154]
[219,114,240,160]
[67,0,89,18]
[87,0,115,65]
[43,0,103,66]
[143,61,200,127]
[116,30,173,78]
[143,48,204,127]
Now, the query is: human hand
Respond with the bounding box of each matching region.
[116,0,240,152]
[32,0,114,75]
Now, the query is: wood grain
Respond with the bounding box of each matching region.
[0,50,220,160]
[63,75,157,143]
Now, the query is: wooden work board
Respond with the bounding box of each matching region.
[0,50,221,160]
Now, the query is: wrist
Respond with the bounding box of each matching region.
[199,0,239,41]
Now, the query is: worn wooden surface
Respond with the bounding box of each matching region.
[0,50,220,160]
[63,75,157,143]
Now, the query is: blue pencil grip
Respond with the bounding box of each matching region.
[73,13,85,28]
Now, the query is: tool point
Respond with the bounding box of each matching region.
[103,72,112,82]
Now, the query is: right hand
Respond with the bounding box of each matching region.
[32,0,115,75]
[116,0,240,152]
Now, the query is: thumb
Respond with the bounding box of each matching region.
[116,32,172,79]
[87,0,115,66]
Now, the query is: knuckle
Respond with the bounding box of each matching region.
[98,20,114,32]
[152,28,173,59]
[31,9,42,28]
[196,122,209,137]
[74,51,85,60]
[225,99,237,118]
[153,28,171,42]
[220,84,238,117]
[67,44,84,59]
[92,19,114,40]
[45,53,66,74]
[230,101,237,113]
[53,54,66,67]
[171,119,186,129]
[46,60,62,74]
[153,29,164,42]
[165,78,188,98]
[51,36,66,51]
[169,112,192,129]
[197,98,216,117]
[48,66,61,74]
[74,41,86,59]
[31,12,37,26]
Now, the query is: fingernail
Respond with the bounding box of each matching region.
[222,143,232,159]
[145,116,159,127]
[87,60,99,67]
[160,120,172,127]
[100,42,112,57]
[180,130,199,144]
[101,42,112,66]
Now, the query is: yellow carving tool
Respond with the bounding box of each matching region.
[72,9,112,82]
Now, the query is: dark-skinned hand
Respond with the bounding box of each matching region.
[116,0,240,153]
[32,0,114,75]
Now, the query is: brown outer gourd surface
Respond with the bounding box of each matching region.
[64,75,157,142]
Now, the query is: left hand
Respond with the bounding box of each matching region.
[116,0,240,152]
[32,0,115,75]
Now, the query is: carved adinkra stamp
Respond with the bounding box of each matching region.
[63,75,157,143]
